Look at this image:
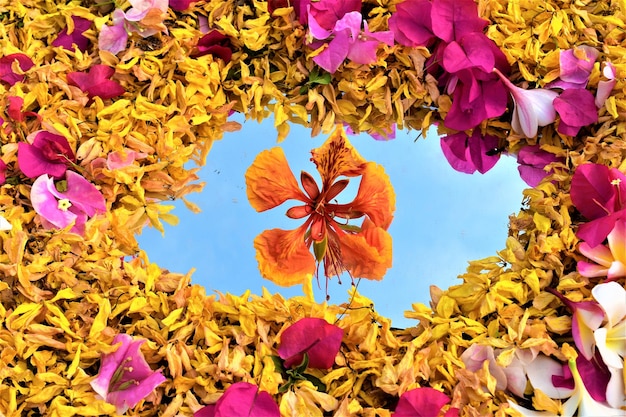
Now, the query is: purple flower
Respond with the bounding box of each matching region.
[388,0,435,47]
[30,171,106,235]
[190,30,233,61]
[51,16,92,52]
[548,46,599,90]
[440,130,500,174]
[277,317,343,369]
[309,11,393,73]
[18,131,76,179]
[194,382,280,417]
[516,145,563,187]
[553,88,598,136]
[394,387,458,417]
[90,334,166,415]
[0,53,34,86]
[570,163,626,247]
[494,68,558,138]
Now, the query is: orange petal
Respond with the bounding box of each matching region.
[311,126,366,186]
[350,162,396,229]
[339,221,392,280]
[254,226,315,286]
[245,147,307,212]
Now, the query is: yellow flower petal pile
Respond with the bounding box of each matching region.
[0,0,624,416]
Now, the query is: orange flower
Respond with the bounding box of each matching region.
[245,126,395,288]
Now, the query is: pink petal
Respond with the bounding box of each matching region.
[442,33,495,74]
[579,241,613,268]
[559,46,599,84]
[169,0,196,10]
[516,145,562,187]
[388,0,434,46]
[394,387,451,417]
[312,31,350,73]
[98,15,129,55]
[67,65,125,99]
[430,0,487,43]
[17,131,75,178]
[278,317,343,369]
[440,130,500,175]
[209,382,280,417]
[577,212,625,248]
[554,89,598,133]
[51,16,92,52]
[31,174,77,230]
[62,171,106,216]
[526,355,574,399]
[308,0,361,31]
[570,163,626,220]
[577,261,610,278]
[0,53,34,86]
[596,79,617,109]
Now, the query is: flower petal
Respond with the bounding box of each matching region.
[245,147,309,212]
[253,226,315,286]
[394,387,451,417]
[343,162,395,229]
[310,126,366,186]
[339,220,392,280]
[278,317,343,369]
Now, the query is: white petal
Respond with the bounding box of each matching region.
[526,355,574,399]
[592,282,626,327]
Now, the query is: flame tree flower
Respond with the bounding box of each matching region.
[90,334,166,414]
[245,126,394,287]
[30,171,106,235]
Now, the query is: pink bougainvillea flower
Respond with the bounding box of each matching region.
[430,0,487,43]
[578,220,626,281]
[0,160,7,186]
[394,387,458,417]
[305,0,361,30]
[553,88,598,136]
[388,0,435,47]
[190,30,233,61]
[30,171,106,235]
[6,95,39,123]
[547,46,599,90]
[51,16,92,52]
[277,317,343,369]
[90,334,166,415]
[570,163,626,247]
[309,11,393,73]
[516,145,563,187]
[67,65,125,100]
[194,382,280,417]
[493,67,558,138]
[0,53,34,86]
[99,10,129,54]
[440,130,500,174]
[18,130,75,179]
[106,150,147,170]
[595,62,616,108]
[549,289,605,360]
[169,0,196,11]
[245,126,394,286]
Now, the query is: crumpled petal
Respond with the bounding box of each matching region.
[339,219,392,280]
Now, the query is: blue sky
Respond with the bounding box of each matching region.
[137,117,527,328]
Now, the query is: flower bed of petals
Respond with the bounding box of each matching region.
[0,0,624,416]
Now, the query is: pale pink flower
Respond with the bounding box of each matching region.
[30,171,106,235]
[595,62,616,108]
[494,68,558,138]
[91,334,166,414]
